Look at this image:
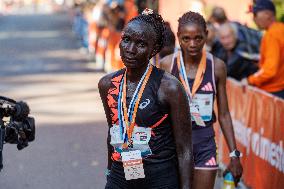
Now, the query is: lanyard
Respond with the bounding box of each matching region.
[117,78,124,140]
[127,64,150,119]
[176,50,206,100]
[120,64,153,146]
[117,64,150,141]
[155,54,160,68]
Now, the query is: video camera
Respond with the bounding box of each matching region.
[0,96,35,171]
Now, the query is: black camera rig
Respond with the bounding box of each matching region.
[0,96,35,171]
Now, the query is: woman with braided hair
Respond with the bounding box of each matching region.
[99,9,193,189]
[160,11,243,189]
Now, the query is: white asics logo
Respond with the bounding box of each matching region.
[139,99,150,109]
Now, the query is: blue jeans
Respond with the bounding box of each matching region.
[105,159,180,189]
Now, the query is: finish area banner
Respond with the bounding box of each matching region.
[216,79,284,189]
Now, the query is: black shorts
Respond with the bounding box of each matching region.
[105,159,180,189]
[193,134,218,170]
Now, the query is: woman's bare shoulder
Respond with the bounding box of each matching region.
[159,53,175,73]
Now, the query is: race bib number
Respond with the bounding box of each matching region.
[110,124,124,145]
[190,94,213,124]
[121,150,145,180]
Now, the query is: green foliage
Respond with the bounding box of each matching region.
[274,0,284,22]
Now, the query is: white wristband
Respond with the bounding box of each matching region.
[229,149,242,158]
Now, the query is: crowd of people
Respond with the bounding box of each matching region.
[206,1,284,99]
[72,0,142,71]
[71,0,176,69]
[96,0,283,189]
[73,0,284,99]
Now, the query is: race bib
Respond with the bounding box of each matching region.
[111,125,152,157]
[190,105,206,126]
[132,126,151,144]
[131,126,152,156]
[190,93,213,124]
[121,150,145,180]
[110,124,124,145]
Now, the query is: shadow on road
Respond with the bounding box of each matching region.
[0,121,108,189]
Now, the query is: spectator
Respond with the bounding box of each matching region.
[124,0,138,23]
[209,6,227,27]
[205,21,223,54]
[246,0,284,99]
[136,0,147,14]
[214,23,258,80]
[108,2,126,32]
[209,6,262,56]
[91,1,110,57]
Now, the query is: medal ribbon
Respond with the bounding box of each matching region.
[127,64,151,119]
[122,64,153,145]
[117,78,124,140]
[176,50,206,99]
[155,54,160,68]
[117,64,150,141]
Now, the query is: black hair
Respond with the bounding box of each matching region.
[178,11,207,33]
[128,10,166,56]
[164,22,176,47]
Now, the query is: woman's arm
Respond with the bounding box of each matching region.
[158,73,194,189]
[214,58,243,184]
[98,74,115,170]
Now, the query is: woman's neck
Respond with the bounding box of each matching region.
[182,51,202,66]
[126,64,148,82]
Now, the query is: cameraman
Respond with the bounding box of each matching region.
[0,96,35,171]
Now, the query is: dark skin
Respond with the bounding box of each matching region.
[98,20,194,189]
[160,23,243,189]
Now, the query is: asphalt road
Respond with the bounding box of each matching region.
[0,12,108,189]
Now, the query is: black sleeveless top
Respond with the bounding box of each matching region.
[171,52,217,142]
[107,66,176,163]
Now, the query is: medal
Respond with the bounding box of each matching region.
[120,64,153,149]
[177,50,207,126]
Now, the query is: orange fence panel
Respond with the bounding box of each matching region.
[216,78,284,189]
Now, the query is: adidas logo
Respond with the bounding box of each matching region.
[201,82,213,92]
[205,157,217,166]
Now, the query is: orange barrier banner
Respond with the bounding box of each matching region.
[216,78,284,189]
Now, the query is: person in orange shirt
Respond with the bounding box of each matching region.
[246,0,284,99]
[124,0,138,23]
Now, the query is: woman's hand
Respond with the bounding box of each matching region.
[225,158,243,186]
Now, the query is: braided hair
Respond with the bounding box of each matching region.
[128,9,166,56]
[178,11,207,33]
